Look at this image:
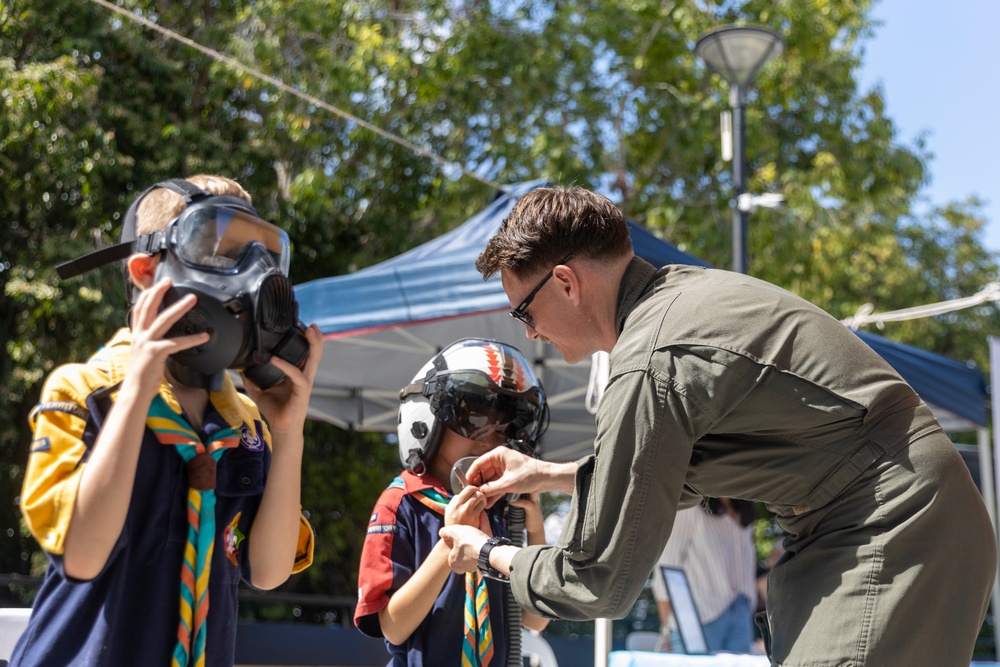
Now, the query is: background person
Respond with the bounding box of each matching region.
[354,338,550,666]
[11,175,321,666]
[652,499,757,654]
[439,185,996,666]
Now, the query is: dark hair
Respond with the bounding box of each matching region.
[476,186,633,279]
[705,498,757,527]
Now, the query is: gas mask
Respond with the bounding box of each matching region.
[57,179,309,391]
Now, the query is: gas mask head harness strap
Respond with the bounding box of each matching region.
[57,179,289,288]
[57,179,309,392]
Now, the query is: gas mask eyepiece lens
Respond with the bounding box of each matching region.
[174,206,291,275]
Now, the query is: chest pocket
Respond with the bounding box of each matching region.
[216,444,266,497]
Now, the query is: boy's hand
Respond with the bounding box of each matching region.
[510,492,545,535]
[439,525,490,574]
[241,323,323,434]
[125,278,209,404]
[445,485,487,527]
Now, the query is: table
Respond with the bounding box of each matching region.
[609,652,770,667]
[609,652,1000,667]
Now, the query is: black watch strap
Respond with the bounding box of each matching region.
[477,536,512,581]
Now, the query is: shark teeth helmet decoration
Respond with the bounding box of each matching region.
[396,338,548,474]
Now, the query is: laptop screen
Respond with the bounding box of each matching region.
[660,565,710,655]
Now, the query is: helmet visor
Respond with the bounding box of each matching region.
[429,370,545,443]
[173,205,291,275]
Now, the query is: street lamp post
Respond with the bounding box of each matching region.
[695,25,784,274]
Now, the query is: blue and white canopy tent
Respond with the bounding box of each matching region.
[296,179,989,457]
[297,179,708,461]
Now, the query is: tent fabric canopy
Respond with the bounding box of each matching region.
[854,329,987,430]
[298,179,710,337]
[295,180,988,462]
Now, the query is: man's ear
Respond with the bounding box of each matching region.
[126,254,158,289]
[552,263,581,305]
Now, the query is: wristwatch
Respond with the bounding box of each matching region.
[477,536,512,581]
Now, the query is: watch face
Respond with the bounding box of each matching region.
[478,537,512,582]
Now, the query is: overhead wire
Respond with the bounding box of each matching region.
[80,0,1000,338]
[842,283,1000,330]
[85,0,512,195]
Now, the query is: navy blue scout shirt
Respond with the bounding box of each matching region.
[14,404,264,666]
[12,330,313,667]
[355,471,511,667]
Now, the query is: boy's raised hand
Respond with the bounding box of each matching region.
[241,323,323,434]
[444,485,487,528]
[125,278,209,404]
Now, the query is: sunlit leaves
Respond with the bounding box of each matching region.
[1,0,998,614]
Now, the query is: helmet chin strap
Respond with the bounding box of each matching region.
[506,425,538,456]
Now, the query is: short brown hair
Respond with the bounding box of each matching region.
[476,186,632,279]
[134,174,251,235]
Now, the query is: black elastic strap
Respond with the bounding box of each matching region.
[55,178,212,281]
[56,242,136,280]
[399,382,426,400]
[56,230,167,280]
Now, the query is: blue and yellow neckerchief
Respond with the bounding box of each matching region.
[147,395,241,667]
[407,481,495,667]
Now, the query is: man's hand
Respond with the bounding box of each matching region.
[464,448,542,505]
[466,448,577,506]
[439,525,490,574]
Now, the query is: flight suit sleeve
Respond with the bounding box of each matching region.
[509,348,758,620]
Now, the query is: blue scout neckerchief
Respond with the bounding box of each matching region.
[408,481,495,667]
[147,394,241,667]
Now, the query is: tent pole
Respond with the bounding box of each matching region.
[990,338,1000,660]
[976,426,998,551]
[977,425,998,543]
[978,426,1000,663]
[595,617,612,667]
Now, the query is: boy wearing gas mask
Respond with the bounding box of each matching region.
[355,338,550,666]
[12,175,323,667]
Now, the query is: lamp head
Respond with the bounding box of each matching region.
[695,25,784,89]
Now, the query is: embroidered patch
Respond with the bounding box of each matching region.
[29,438,51,453]
[32,401,89,421]
[366,523,397,535]
[369,511,379,523]
[240,424,263,452]
[224,512,246,566]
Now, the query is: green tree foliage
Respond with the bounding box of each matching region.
[0,1,131,590]
[2,0,998,624]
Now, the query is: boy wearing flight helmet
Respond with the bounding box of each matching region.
[12,175,322,667]
[355,338,550,666]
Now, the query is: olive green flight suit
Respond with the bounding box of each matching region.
[509,258,995,666]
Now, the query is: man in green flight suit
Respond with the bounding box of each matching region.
[440,185,996,667]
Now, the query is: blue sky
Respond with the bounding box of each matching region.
[857,0,1000,251]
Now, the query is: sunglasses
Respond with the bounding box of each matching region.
[509,253,573,329]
